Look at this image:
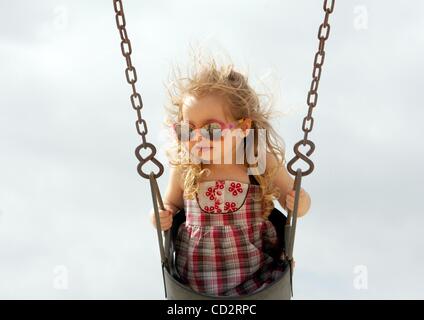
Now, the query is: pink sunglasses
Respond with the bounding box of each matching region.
[172,118,246,142]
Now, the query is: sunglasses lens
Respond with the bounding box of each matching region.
[174,122,226,141]
[201,122,223,140]
[174,123,192,142]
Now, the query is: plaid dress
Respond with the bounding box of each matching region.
[175,178,286,296]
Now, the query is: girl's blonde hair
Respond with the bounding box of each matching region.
[163,49,286,219]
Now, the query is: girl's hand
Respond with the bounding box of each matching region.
[150,204,174,231]
[285,188,310,217]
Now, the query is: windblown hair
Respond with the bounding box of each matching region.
[163,49,287,219]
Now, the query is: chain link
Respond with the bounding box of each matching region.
[113,0,164,179]
[287,0,335,176]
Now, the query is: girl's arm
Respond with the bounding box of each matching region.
[162,165,185,215]
[266,152,311,217]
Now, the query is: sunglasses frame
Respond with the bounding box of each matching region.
[171,118,246,142]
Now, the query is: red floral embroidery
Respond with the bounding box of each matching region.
[214,202,222,213]
[204,205,215,212]
[201,180,245,214]
[205,187,215,200]
[224,201,237,212]
[215,181,225,189]
[213,181,224,196]
[228,182,243,196]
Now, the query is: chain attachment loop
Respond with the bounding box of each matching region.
[113,0,164,180]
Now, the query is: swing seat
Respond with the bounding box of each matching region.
[162,207,293,300]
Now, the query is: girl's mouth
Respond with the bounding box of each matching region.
[195,145,213,152]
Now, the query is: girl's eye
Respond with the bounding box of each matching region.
[207,122,222,130]
[174,123,193,141]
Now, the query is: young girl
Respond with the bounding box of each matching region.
[150,56,311,296]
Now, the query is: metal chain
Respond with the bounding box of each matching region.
[284,0,335,297]
[113,0,164,179]
[287,0,335,177]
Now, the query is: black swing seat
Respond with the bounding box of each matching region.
[162,207,293,300]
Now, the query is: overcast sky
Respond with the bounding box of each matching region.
[0,0,423,299]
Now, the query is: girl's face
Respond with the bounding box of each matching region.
[178,95,250,164]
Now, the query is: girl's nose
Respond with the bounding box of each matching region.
[191,128,203,142]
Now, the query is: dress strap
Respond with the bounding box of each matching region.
[249,174,260,185]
